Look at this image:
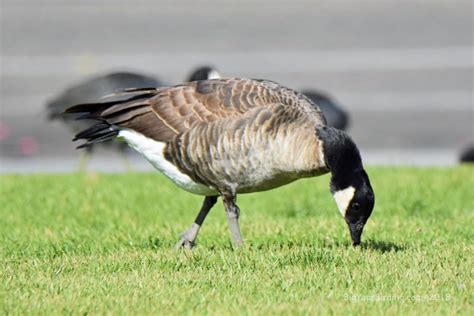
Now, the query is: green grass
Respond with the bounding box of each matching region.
[1,167,473,315]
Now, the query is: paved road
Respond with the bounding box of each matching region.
[1,0,473,171]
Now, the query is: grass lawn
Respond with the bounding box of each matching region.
[1,166,472,315]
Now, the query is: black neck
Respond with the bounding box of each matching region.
[317,126,363,191]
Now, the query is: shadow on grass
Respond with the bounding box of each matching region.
[361,239,406,253]
[244,238,407,253]
[313,239,406,253]
[141,235,406,253]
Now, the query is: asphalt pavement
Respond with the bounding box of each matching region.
[1,0,473,172]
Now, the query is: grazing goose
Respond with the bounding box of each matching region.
[302,90,349,130]
[65,78,375,248]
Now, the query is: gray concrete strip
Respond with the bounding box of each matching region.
[0,148,460,174]
[2,1,472,54]
[2,47,473,76]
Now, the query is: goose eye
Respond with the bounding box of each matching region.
[352,203,360,211]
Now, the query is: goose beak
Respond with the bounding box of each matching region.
[348,222,364,246]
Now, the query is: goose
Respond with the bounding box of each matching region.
[301,90,349,131]
[65,78,375,248]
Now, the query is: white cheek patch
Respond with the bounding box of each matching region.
[207,70,221,80]
[333,186,355,216]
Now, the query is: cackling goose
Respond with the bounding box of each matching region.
[65,78,375,248]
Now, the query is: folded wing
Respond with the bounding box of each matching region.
[65,78,326,147]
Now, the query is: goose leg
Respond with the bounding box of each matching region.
[223,195,244,247]
[119,152,133,172]
[119,144,133,172]
[174,196,218,249]
[78,147,92,171]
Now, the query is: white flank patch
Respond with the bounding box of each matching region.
[333,186,355,216]
[207,70,221,80]
[118,129,217,196]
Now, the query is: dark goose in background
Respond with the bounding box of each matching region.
[301,90,349,131]
[186,66,222,82]
[47,72,162,161]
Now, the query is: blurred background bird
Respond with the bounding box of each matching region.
[459,144,474,163]
[301,90,349,131]
[47,72,163,169]
[186,66,222,81]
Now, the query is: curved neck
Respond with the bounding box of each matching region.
[317,126,363,191]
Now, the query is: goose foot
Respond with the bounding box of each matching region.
[173,196,218,250]
[174,223,200,250]
[174,236,195,249]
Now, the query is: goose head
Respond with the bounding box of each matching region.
[317,126,375,246]
[187,66,221,82]
[331,169,374,246]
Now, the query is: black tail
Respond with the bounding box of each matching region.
[72,122,119,149]
[64,88,157,149]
